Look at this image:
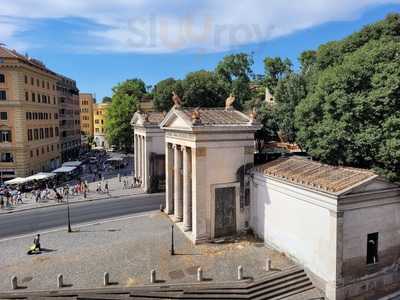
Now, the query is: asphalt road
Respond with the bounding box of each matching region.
[0,193,164,239]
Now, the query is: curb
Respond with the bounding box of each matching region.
[0,192,165,215]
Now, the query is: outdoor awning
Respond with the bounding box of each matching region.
[4,177,30,185]
[25,172,56,181]
[62,161,82,167]
[52,166,77,173]
[106,157,124,162]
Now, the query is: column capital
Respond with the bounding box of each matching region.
[172,144,179,150]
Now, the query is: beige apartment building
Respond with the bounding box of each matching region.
[79,93,95,137]
[57,75,81,162]
[93,102,110,149]
[0,46,61,180]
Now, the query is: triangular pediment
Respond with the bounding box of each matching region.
[343,177,400,195]
[160,107,192,130]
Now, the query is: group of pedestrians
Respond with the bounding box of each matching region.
[0,188,23,209]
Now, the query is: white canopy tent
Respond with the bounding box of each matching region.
[25,172,56,181]
[4,177,30,185]
[62,161,82,167]
[52,166,77,174]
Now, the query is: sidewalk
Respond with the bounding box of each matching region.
[0,173,144,215]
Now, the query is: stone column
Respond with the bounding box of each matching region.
[136,135,142,179]
[182,146,192,231]
[173,144,183,221]
[134,134,138,178]
[141,136,146,188]
[165,143,174,214]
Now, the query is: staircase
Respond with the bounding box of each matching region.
[0,265,323,300]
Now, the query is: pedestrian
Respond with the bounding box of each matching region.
[0,196,4,209]
[17,191,23,204]
[104,182,109,195]
[123,179,127,190]
[96,182,102,193]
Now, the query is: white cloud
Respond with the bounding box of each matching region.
[0,0,399,53]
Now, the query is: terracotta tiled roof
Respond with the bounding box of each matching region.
[179,107,251,126]
[254,156,377,194]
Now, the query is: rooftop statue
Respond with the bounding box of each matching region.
[172,91,182,108]
[225,94,235,110]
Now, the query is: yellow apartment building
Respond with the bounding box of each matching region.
[0,46,61,180]
[93,102,110,149]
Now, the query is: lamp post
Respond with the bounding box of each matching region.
[170,224,175,255]
[66,190,72,233]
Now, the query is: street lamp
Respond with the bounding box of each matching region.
[66,190,72,233]
[170,224,175,255]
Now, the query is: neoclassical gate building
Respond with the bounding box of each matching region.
[131,111,166,193]
[160,106,261,243]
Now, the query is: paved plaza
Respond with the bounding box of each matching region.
[0,212,293,292]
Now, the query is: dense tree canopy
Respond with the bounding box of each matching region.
[181,70,228,108]
[153,78,183,112]
[295,13,400,180]
[215,53,254,109]
[105,78,146,150]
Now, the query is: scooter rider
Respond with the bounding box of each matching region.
[33,234,41,251]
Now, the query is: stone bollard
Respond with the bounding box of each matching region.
[160,204,163,212]
[11,276,18,290]
[103,272,109,286]
[237,266,243,281]
[150,269,156,284]
[197,268,203,282]
[57,274,63,288]
[266,258,271,271]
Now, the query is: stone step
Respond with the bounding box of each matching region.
[248,271,308,296]
[252,280,314,300]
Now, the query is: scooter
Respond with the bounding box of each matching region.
[27,244,41,255]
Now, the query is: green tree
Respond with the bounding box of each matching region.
[181,70,228,108]
[295,15,400,180]
[215,53,254,108]
[153,78,183,112]
[264,57,292,94]
[105,79,146,151]
[255,103,279,152]
[274,73,307,143]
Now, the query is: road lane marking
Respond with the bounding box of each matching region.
[0,210,160,242]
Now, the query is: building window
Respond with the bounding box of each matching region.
[28,129,33,141]
[0,152,13,162]
[0,130,11,142]
[31,77,34,85]
[0,112,7,120]
[0,90,6,100]
[36,79,40,87]
[38,93,41,103]
[0,74,5,83]
[36,149,39,156]
[25,75,28,84]
[55,127,59,136]
[25,91,29,101]
[34,129,39,140]
[95,120,99,124]
[367,232,379,264]
[30,150,33,158]
[32,93,36,102]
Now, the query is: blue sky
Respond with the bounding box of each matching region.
[0,1,399,101]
